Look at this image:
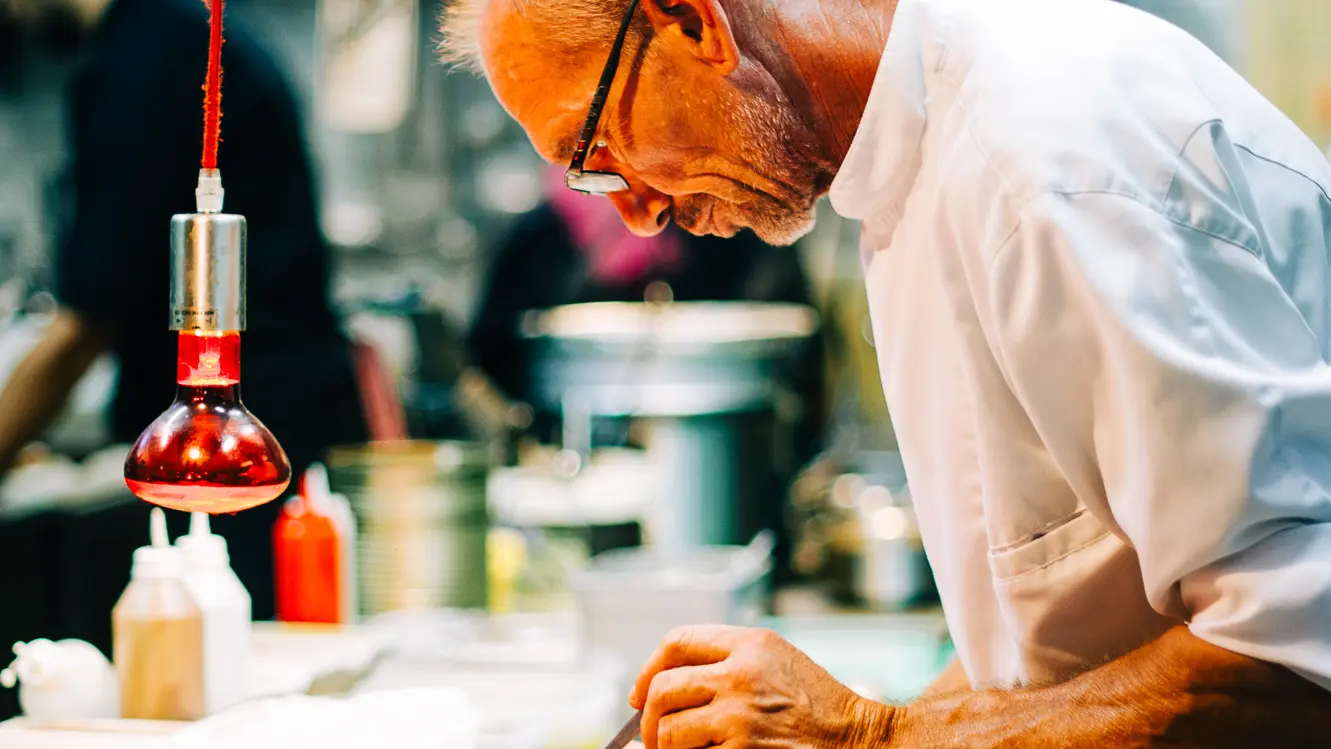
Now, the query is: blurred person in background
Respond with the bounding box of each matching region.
[468,165,825,569]
[0,0,367,619]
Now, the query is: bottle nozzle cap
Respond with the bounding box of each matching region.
[1,640,59,688]
[303,463,330,501]
[134,509,182,578]
[149,508,168,548]
[189,512,211,537]
[178,510,229,565]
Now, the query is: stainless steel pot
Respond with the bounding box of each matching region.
[524,301,818,559]
[524,301,817,417]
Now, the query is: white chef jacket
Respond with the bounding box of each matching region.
[1115,0,1240,64]
[829,0,1331,690]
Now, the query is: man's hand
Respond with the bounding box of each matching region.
[629,624,893,749]
[628,625,1331,749]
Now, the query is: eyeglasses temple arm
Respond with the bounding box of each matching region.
[568,0,644,172]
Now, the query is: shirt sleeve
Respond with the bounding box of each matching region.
[987,189,1331,691]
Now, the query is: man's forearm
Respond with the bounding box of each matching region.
[855,627,1331,748]
[0,312,109,474]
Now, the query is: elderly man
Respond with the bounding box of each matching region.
[441,0,1331,745]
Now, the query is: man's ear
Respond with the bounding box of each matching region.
[642,0,740,74]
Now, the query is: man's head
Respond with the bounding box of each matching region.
[441,0,841,246]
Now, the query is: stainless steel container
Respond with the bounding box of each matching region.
[327,441,491,614]
[790,451,934,610]
[834,492,931,611]
[571,532,774,673]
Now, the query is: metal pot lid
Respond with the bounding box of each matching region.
[523,302,818,346]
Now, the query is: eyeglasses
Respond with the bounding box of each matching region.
[563,0,642,195]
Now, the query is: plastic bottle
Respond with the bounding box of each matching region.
[178,512,251,714]
[112,508,206,720]
[274,464,358,623]
[0,639,118,722]
[319,466,360,624]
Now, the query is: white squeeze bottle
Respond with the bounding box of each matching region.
[0,638,118,722]
[178,512,251,714]
[305,463,360,623]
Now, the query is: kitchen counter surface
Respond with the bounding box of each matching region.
[0,720,177,749]
[0,624,386,749]
[0,598,949,748]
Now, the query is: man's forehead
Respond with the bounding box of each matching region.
[487,61,587,159]
[481,19,599,163]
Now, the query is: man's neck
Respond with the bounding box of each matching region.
[756,0,897,174]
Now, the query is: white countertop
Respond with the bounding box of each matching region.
[0,719,178,749]
[0,623,386,749]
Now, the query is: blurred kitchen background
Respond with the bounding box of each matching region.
[0,0,1328,742]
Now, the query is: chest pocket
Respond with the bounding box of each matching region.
[987,508,1106,579]
[985,508,1177,685]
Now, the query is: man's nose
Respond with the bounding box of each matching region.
[608,187,672,237]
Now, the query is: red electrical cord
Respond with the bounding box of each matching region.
[201,0,225,170]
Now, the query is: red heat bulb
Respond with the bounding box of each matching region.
[124,330,291,514]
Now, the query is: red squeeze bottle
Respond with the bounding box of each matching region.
[273,467,341,623]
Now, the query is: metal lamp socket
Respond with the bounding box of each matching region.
[169,212,246,332]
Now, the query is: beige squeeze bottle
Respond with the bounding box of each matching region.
[112,508,206,720]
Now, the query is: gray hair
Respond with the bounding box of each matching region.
[438,0,642,73]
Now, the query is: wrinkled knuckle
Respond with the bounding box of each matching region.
[658,718,682,749]
[727,662,758,691]
[654,669,681,701]
[661,641,684,665]
[644,675,663,708]
[663,627,693,657]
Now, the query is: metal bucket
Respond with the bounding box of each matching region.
[327,441,491,615]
